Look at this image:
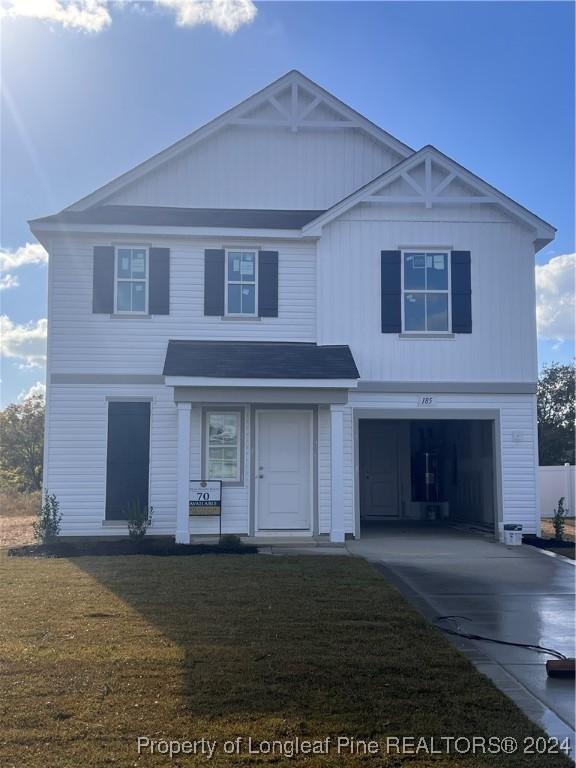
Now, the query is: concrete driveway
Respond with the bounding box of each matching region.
[345,522,575,748]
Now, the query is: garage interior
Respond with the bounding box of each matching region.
[359,418,496,531]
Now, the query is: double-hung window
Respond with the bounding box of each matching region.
[204,248,278,318]
[402,251,450,333]
[115,247,148,313]
[206,411,241,482]
[226,251,257,316]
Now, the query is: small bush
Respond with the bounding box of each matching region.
[32,491,62,544]
[124,500,153,542]
[553,497,569,541]
[218,534,243,549]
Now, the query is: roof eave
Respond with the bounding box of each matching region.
[27,221,315,241]
[164,376,359,389]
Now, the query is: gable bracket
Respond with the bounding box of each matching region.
[268,95,292,121]
[369,161,492,208]
[365,194,493,207]
[230,117,357,130]
[230,79,359,133]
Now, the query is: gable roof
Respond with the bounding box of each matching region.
[163,341,360,380]
[302,145,556,250]
[65,70,413,213]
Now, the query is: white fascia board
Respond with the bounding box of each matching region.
[303,146,556,246]
[165,376,359,389]
[28,223,310,242]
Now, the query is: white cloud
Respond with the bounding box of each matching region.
[0,243,47,293]
[0,0,111,32]
[0,274,20,290]
[1,0,257,33]
[0,242,48,271]
[535,253,575,341]
[155,0,257,33]
[18,381,46,401]
[0,315,48,368]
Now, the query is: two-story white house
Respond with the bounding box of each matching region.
[30,71,555,542]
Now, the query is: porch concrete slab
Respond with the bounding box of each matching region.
[346,524,575,747]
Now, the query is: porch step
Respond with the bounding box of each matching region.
[188,535,343,548]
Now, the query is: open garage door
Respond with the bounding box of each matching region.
[359,419,496,530]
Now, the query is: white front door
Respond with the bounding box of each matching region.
[256,410,312,532]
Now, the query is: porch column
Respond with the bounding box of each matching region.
[176,402,192,543]
[330,404,345,543]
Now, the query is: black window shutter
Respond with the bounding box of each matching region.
[451,251,472,333]
[381,250,401,333]
[149,247,170,315]
[258,250,278,317]
[204,249,225,316]
[105,402,150,521]
[93,246,115,313]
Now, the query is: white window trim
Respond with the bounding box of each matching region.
[225,249,258,317]
[114,246,149,315]
[401,250,452,334]
[204,409,244,485]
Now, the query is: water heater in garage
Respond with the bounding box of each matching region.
[413,451,440,502]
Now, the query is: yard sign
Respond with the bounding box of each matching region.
[189,481,222,516]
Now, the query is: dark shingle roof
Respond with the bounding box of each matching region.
[30,206,325,230]
[163,341,359,380]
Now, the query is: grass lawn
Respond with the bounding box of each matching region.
[0,552,572,767]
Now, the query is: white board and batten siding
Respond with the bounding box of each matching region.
[105,126,401,211]
[47,236,317,377]
[317,204,538,383]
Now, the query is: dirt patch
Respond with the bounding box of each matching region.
[0,515,35,548]
[540,518,575,542]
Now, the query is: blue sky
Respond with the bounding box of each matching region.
[1,0,574,407]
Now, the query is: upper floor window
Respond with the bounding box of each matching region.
[115,247,148,313]
[204,249,278,318]
[402,252,450,333]
[226,251,257,316]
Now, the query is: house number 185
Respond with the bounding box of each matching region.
[418,395,436,407]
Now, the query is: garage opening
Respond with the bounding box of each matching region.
[359,419,496,531]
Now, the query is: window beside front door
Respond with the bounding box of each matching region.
[402,252,450,333]
[226,251,257,316]
[205,410,243,483]
[115,247,148,313]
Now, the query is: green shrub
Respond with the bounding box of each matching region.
[553,497,569,541]
[218,533,243,549]
[32,491,62,544]
[124,500,153,542]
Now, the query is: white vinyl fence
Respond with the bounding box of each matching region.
[539,464,575,518]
